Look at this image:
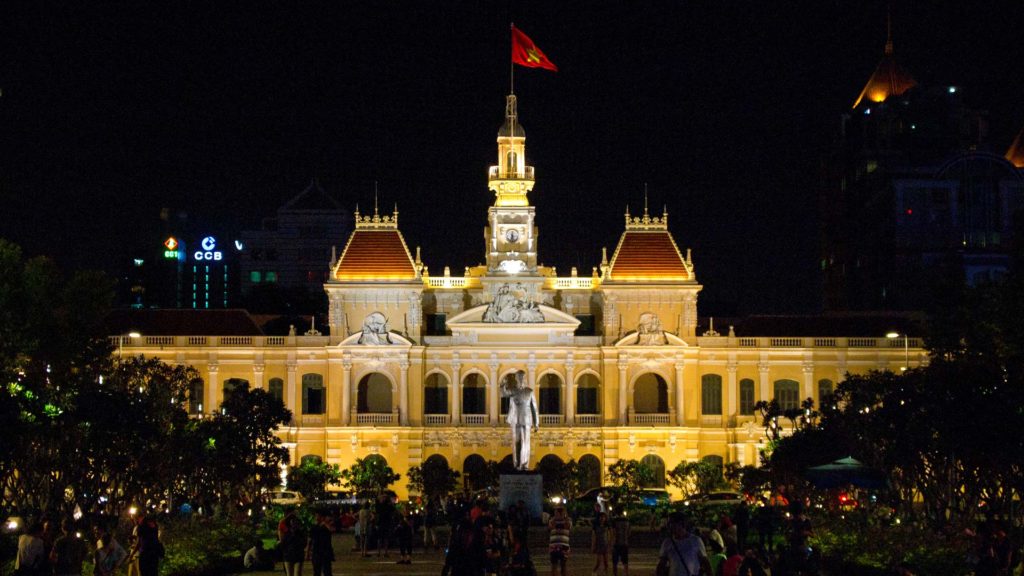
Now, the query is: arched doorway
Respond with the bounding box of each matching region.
[576,373,600,415]
[463,454,489,491]
[462,373,486,415]
[357,373,392,413]
[538,373,562,415]
[424,373,449,415]
[633,373,668,413]
[640,454,666,488]
[577,454,602,492]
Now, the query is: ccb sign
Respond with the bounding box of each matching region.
[194,236,223,261]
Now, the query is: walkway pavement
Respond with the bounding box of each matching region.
[247,529,663,576]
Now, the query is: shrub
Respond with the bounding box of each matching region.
[160,517,260,576]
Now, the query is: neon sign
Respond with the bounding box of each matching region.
[164,237,178,250]
[194,236,223,261]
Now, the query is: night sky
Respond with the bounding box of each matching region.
[3,2,1023,315]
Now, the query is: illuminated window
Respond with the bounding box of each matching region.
[250,271,262,283]
[701,374,723,415]
[739,379,756,415]
[266,271,278,283]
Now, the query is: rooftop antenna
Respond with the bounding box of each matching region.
[885,4,893,55]
[510,23,515,95]
[374,181,379,216]
[643,183,649,216]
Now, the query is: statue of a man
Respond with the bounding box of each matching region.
[502,370,538,470]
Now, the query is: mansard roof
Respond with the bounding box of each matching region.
[852,33,917,109]
[606,208,693,282]
[105,309,264,336]
[332,208,419,282]
[281,178,344,212]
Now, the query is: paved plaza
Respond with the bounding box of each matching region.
[247,529,664,576]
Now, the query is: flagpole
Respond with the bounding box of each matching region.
[509,23,515,95]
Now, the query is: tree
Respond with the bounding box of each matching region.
[288,460,342,501]
[340,457,401,498]
[407,458,459,501]
[607,459,654,497]
[667,460,728,499]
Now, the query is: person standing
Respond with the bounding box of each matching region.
[591,512,611,576]
[732,502,750,551]
[15,522,46,576]
[610,513,630,576]
[132,517,163,576]
[50,519,89,576]
[424,498,442,552]
[357,502,371,557]
[92,524,128,576]
[280,515,307,576]
[656,512,712,576]
[307,511,334,576]
[395,512,414,564]
[375,493,395,558]
[548,506,572,576]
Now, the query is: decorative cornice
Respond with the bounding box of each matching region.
[353,206,399,229]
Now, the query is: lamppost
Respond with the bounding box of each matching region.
[886,332,909,371]
[119,331,141,358]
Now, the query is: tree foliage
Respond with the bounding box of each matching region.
[340,457,401,498]
[667,460,728,499]
[288,460,342,501]
[607,459,654,495]
[406,457,459,500]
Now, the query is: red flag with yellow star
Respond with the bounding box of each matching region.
[511,25,558,72]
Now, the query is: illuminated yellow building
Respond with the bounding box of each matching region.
[118,94,924,498]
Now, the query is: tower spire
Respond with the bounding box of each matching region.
[885,4,893,56]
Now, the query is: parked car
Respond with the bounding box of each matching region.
[576,486,670,508]
[267,490,305,506]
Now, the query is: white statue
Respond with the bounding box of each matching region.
[636,312,666,345]
[483,283,545,324]
[358,312,393,345]
[502,370,538,470]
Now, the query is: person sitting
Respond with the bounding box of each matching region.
[243,540,275,571]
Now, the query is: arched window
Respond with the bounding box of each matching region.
[577,454,602,491]
[424,373,449,415]
[774,379,800,411]
[423,454,449,469]
[463,454,488,491]
[300,455,323,467]
[640,454,666,488]
[701,374,723,415]
[268,377,284,403]
[576,373,600,415]
[538,373,562,415]
[701,455,725,485]
[538,455,565,495]
[498,455,517,475]
[506,151,517,174]
[357,373,392,413]
[189,379,205,415]
[633,373,668,413]
[818,379,834,406]
[739,378,756,415]
[222,378,248,407]
[462,373,486,415]
[302,373,324,415]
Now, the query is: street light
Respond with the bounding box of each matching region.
[119,331,141,358]
[886,332,909,371]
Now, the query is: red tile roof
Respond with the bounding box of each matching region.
[334,229,418,281]
[607,230,691,282]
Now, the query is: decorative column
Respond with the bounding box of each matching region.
[341,354,352,426]
[286,360,298,422]
[451,354,462,424]
[527,354,537,407]
[674,356,685,426]
[253,363,265,390]
[726,361,738,417]
[206,362,219,415]
[802,361,815,401]
[758,361,770,403]
[399,359,410,426]
[488,356,500,425]
[565,353,575,425]
[618,355,629,425]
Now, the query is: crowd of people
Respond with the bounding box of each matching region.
[14,516,163,576]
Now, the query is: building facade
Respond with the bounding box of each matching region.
[119,95,925,498]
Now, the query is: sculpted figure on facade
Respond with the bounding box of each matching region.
[358,311,394,345]
[636,312,666,345]
[483,283,545,323]
[501,370,538,470]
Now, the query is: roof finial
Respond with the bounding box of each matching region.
[885,4,894,55]
[374,181,379,216]
[643,183,649,217]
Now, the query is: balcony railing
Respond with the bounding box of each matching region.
[574,414,601,426]
[353,410,398,425]
[487,166,535,181]
[301,414,325,426]
[629,410,673,425]
[424,414,450,426]
[461,414,487,426]
[540,414,564,426]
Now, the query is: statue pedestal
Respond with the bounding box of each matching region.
[499,472,543,522]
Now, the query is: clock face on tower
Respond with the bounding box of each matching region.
[505,229,520,243]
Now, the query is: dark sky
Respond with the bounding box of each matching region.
[3,1,1023,315]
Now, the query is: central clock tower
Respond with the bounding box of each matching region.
[484,94,539,276]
